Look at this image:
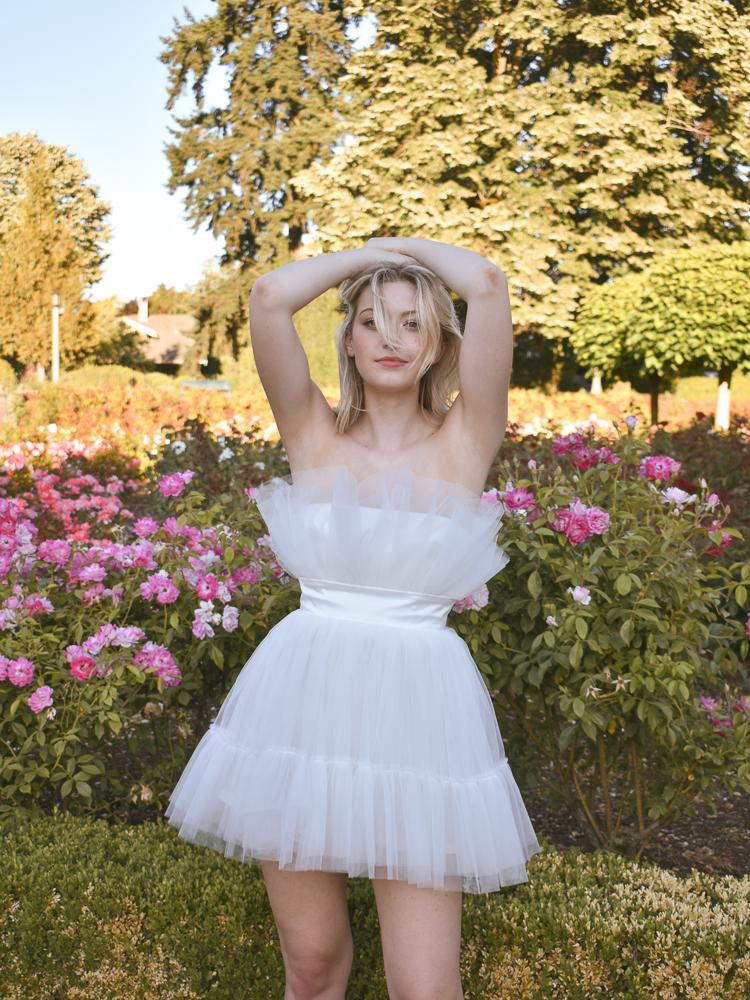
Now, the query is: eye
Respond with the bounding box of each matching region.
[362,318,418,330]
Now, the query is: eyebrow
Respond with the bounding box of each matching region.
[358,308,416,317]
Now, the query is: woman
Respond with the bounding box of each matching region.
[165,236,541,1000]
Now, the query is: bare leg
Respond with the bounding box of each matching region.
[371,876,464,1000]
[260,860,354,1000]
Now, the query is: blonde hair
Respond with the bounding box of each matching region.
[333,260,463,434]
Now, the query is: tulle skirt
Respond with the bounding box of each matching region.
[164,602,542,893]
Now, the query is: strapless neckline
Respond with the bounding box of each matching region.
[284,463,485,501]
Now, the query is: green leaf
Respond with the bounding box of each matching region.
[527,570,542,599]
[615,573,632,596]
[572,698,585,718]
[620,619,635,645]
[735,585,747,607]
[210,645,224,668]
[558,724,576,752]
[575,617,589,640]
[581,718,597,740]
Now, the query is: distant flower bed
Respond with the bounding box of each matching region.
[7,379,750,471]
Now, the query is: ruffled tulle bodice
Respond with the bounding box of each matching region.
[253,464,510,606]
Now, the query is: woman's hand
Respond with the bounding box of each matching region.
[363,237,420,265]
[365,237,504,301]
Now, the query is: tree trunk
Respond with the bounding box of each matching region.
[714,366,733,432]
[590,368,603,395]
[650,385,659,426]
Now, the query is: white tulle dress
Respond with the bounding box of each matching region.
[164,464,542,893]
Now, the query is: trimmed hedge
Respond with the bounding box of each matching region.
[1,813,748,999]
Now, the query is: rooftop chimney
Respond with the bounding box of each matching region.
[137,297,149,322]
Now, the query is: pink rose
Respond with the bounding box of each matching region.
[7,657,35,686]
[67,651,97,681]
[28,685,54,714]
[585,507,610,534]
[565,514,591,545]
[638,455,681,482]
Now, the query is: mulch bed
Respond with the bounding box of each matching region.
[519,757,750,879]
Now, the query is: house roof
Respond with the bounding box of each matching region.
[121,314,198,365]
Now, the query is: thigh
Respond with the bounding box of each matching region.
[371,877,463,997]
[260,860,353,961]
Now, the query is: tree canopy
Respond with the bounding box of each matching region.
[160,0,352,266]
[0,133,111,374]
[161,0,750,358]
[571,242,750,426]
[0,132,110,283]
[147,283,196,315]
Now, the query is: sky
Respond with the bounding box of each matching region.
[0,0,228,302]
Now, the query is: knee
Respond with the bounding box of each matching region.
[285,937,353,999]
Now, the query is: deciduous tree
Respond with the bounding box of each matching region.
[0,133,111,373]
[571,243,750,428]
[161,1,750,370]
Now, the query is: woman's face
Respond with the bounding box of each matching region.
[346,280,425,385]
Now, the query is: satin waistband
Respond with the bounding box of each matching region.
[298,577,454,630]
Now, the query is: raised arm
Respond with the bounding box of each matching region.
[252,247,375,315]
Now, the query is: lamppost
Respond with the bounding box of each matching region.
[51,292,60,383]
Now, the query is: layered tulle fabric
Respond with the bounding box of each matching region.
[164,464,542,893]
[252,463,511,600]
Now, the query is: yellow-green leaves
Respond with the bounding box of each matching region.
[527,570,543,598]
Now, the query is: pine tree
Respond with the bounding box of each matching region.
[160,0,352,265]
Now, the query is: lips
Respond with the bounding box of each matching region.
[377,357,407,366]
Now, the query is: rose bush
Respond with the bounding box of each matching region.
[0,434,294,821]
[457,416,750,860]
[2,412,748,867]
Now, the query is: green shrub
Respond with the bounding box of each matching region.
[465,420,750,861]
[0,358,18,392]
[1,812,747,999]
[56,365,171,390]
